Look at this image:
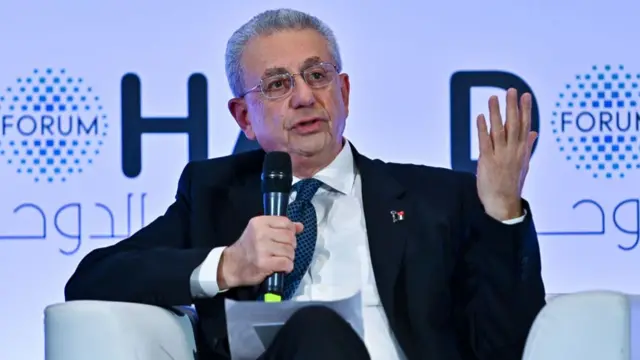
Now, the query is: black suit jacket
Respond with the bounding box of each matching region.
[65,144,545,360]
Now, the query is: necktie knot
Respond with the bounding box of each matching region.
[292,178,323,203]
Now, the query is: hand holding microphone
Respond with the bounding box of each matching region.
[218,216,302,289]
[218,152,300,297]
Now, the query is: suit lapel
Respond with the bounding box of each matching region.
[216,150,265,301]
[212,150,265,238]
[352,146,409,328]
[228,175,263,225]
[228,176,264,301]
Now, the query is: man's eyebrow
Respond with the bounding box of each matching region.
[262,67,289,78]
[261,57,324,78]
[300,56,323,70]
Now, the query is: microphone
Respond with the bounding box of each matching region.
[261,151,293,302]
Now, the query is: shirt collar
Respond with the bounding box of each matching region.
[292,139,356,195]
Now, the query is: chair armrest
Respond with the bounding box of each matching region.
[44,301,197,360]
[523,291,635,360]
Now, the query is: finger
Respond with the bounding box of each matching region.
[505,88,520,146]
[521,131,538,187]
[271,228,297,248]
[294,222,304,234]
[476,114,493,154]
[522,132,537,177]
[270,257,294,273]
[268,242,296,261]
[266,216,296,232]
[519,93,533,143]
[526,131,538,159]
[488,95,506,148]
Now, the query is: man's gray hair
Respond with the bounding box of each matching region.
[225,8,343,98]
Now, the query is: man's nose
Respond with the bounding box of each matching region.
[289,75,316,108]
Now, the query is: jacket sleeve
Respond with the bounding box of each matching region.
[452,172,546,360]
[64,162,212,306]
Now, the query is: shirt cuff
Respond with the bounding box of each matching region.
[189,246,228,298]
[500,209,527,225]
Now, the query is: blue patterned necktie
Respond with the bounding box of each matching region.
[283,178,323,299]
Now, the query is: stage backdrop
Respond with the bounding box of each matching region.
[1,0,639,358]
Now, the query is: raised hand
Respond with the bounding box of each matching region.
[475,88,537,221]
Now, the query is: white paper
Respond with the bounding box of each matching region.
[225,291,363,360]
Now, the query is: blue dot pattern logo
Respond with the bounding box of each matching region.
[0,68,107,183]
[552,65,640,179]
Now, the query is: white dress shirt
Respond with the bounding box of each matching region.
[190,141,525,359]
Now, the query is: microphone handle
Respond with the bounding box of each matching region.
[263,192,289,217]
[263,192,289,302]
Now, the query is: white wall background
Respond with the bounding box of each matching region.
[1,0,639,358]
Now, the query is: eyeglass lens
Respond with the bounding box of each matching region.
[261,63,335,98]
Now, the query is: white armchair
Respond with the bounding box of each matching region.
[523,291,640,360]
[44,301,199,360]
[44,291,640,360]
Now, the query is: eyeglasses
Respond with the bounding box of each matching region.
[240,62,338,100]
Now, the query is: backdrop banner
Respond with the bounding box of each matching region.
[1,0,638,358]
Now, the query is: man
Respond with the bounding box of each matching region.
[65,8,545,360]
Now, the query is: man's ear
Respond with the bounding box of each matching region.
[339,73,351,118]
[228,98,255,140]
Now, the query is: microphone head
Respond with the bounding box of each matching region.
[262,151,292,194]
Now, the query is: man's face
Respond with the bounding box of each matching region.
[229,29,350,158]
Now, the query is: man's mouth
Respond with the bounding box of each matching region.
[296,118,320,126]
[291,118,324,133]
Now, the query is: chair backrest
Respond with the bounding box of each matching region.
[44,301,197,360]
[523,291,640,360]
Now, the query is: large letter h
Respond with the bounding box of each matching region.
[120,73,208,178]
